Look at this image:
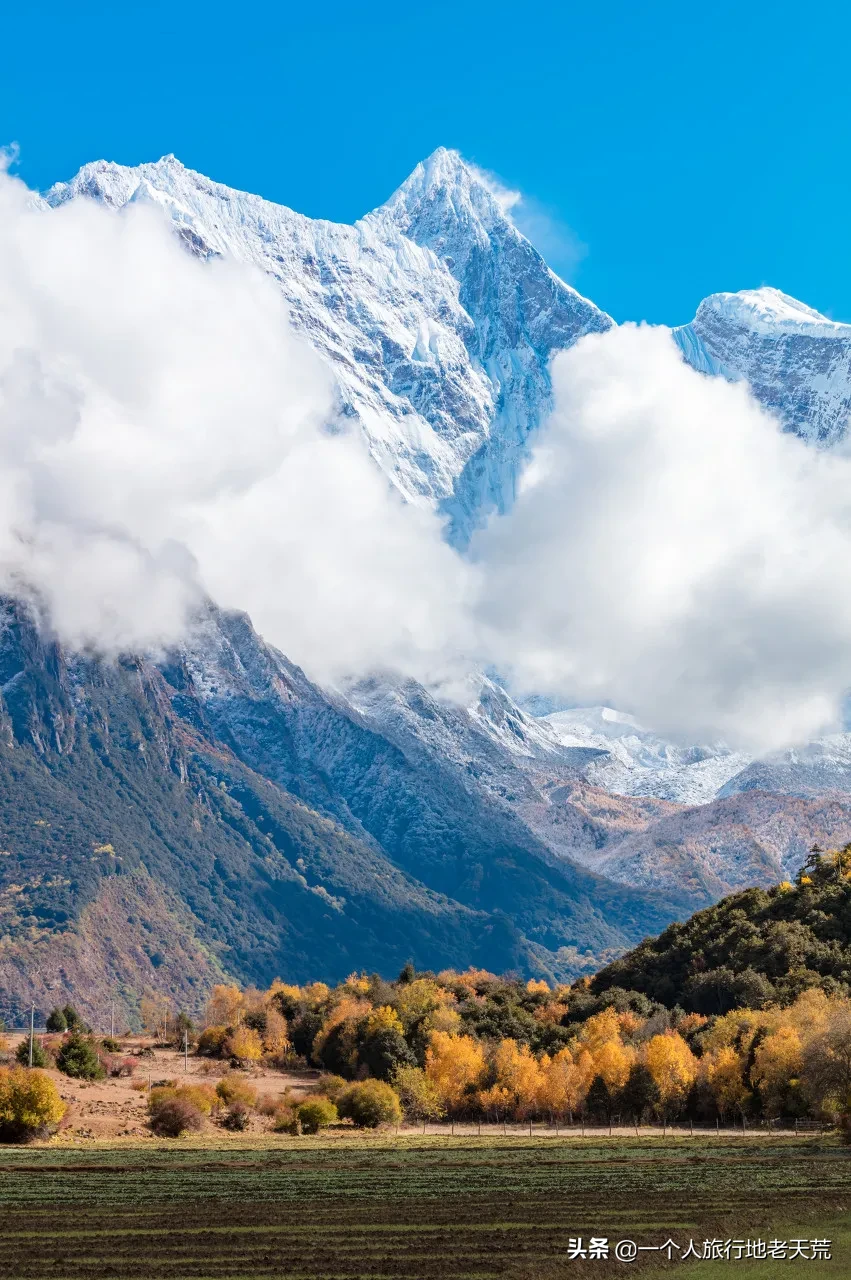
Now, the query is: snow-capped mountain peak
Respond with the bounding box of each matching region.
[43,149,611,542]
[696,287,851,339]
[378,146,521,247]
[675,286,851,445]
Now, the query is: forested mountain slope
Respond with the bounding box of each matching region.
[591,845,851,1012]
[0,600,680,1024]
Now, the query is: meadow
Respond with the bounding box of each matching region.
[0,1133,847,1279]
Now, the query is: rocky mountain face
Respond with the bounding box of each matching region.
[674,287,851,445]
[348,677,851,912]
[0,599,685,1025]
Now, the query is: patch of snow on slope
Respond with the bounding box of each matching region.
[543,707,751,804]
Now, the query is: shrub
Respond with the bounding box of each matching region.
[149,1097,204,1138]
[272,1106,299,1135]
[175,1083,217,1115]
[101,1037,121,1053]
[56,1033,105,1081]
[296,1097,337,1134]
[15,1038,51,1069]
[98,1053,117,1078]
[130,1078,149,1093]
[221,1100,251,1131]
[313,1073,347,1102]
[216,1073,257,1108]
[45,1008,67,1033]
[256,1092,285,1117]
[149,1085,177,1111]
[195,1059,227,1078]
[337,1079,402,1129]
[112,1058,136,1078]
[196,1026,229,1057]
[0,1067,66,1142]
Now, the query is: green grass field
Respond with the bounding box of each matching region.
[0,1134,846,1278]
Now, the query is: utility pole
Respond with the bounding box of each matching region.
[184,1030,188,1074]
[110,1002,114,1040]
[28,1004,34,1068]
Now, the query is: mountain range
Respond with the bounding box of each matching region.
[5,147,851,1024]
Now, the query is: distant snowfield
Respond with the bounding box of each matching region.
[541,706,752,805]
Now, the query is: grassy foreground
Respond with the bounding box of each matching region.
[0,1133,847,1278]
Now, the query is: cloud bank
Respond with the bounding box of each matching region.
[474,323,851,751]
[0,167,473,682]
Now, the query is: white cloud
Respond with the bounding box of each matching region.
[473,322,851,752]
[0,168,473,681]
[468,162,521,213]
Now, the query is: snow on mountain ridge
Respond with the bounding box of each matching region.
[45,149,611,542]
[698,287,851,338]
[675,286,851,445]
[542,707,751,805]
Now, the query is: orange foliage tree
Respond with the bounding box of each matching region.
[646,1033,698,1118]
[424,1031,486,1114]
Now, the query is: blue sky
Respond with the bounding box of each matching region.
[3,0,849,325]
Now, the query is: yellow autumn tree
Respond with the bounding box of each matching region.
[365,1005,405,1037]
[262,1008,290,1060]
[788,988,831,1039]
[205,984,243,1028]
[577,1008,622,1056]
[594,1037,635,1092]
[342,972,371,997]
[751,1025,802,1114]
[537,1046,594,1122]
[478,1083,514,1120]
[224,1025,263,1063]
[139,995,171,1038]
[646,1032,698,1117]
[424,1031,486,1113]
[395,979,454,1032]
[534,1000,570,1027]
[492,1039,543,1117]
[706,1045,750,1119]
